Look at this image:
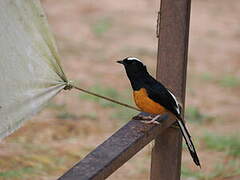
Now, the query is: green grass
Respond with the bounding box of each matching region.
[111,109,137,123]
[46,102,66,111]
[185,106,204,123]
[211,159,240,179]
[218,75,240,88]
[79,85,121,108]
[185,106,215,124]
[182,159,240,180]
[0,168,35,179]
[181,166,205,179]
[199,73,240,88]
[80,113,97,120]
[203,133,240,157]
[200,72,215,81]
[92,17,112,37]
[56,112,78,120]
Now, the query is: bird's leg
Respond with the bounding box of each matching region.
[132,114,154,120]
[141,115,161,125]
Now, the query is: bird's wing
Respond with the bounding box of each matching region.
[143,76,181,117]
[143,76,201,167]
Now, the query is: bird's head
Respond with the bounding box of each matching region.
[117,57,146,75]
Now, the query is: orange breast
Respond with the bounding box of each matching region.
[133,88,166,114]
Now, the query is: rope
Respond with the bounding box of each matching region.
[65,81,141,112]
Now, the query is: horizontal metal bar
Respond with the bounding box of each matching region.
[58,113,177,180]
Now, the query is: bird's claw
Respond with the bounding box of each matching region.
[140,115,162,125]
[141,119,160,124]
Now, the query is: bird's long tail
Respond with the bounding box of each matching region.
[176,118,201,167]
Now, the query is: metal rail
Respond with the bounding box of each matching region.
[58,114,176,180]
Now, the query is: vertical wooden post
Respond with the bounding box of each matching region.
[150,0,191,179]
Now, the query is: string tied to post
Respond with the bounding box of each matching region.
[63,80,141,112]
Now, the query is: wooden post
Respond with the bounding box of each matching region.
[150,0,191,179]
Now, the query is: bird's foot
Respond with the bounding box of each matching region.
[141,115,161,125]
[132,114,154,120]
[141,119,160,125]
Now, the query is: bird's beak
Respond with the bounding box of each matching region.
[116,60,124,64]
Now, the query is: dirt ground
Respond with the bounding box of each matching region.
[0,0,240,179]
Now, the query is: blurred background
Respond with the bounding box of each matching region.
[0,0,240,179]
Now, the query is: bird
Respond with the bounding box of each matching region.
[117,57,201,167]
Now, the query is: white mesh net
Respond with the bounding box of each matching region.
[0,0,67,139]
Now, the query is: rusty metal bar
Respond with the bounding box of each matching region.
[58,113,177,180]
[150,0,192,179]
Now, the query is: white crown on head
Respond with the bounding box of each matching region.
[126,57,142,63]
